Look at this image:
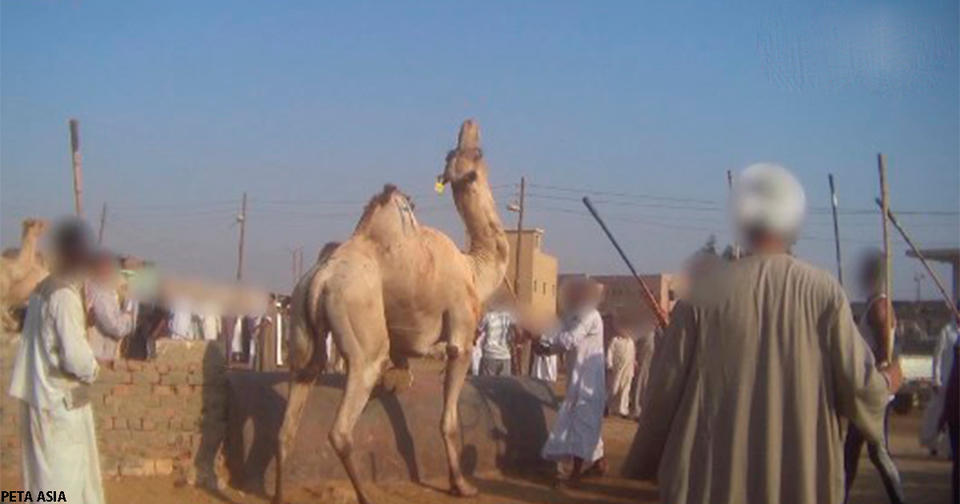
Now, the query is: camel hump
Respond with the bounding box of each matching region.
[354,185,417,239]
[457,119,480,149]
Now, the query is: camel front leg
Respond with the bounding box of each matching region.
[441,317,479,497]
[329,355,386,504]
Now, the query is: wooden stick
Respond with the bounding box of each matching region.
[97,203,107,245]
[581,197,669,328]
[877,154,894,364]
[513,176,526,299]
[236,192,247,281]
[69,119,84,217]
[727,170,741,260]
[828,174,843,286]
[875,199,960,322]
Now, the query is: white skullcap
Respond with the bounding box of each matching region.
[734,163,806,241]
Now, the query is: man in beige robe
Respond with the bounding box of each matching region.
[8,220,105,504]
[626,163,901,504]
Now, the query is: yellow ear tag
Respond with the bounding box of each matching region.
[434,180,445,195]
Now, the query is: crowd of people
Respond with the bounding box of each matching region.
[6,162,959,504]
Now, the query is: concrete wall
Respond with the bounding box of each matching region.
[0,339,228,485]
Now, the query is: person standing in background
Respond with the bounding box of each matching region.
[921,303,959,456]
[843,251,906,504]
[530,329,558,382]
[478,292,516,377]
[168,295,194,340]
[606,323,636,418]
[86,251,137,362]
[8,219,105,504]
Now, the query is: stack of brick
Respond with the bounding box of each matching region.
[0,339,228,485]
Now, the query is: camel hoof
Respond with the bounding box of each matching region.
[450,479,478,498]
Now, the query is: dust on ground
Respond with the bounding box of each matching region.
[98,411,949,504]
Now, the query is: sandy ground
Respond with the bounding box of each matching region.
[90,410,949,504]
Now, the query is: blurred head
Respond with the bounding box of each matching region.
[562,277,604,311]
[733,163,806,252]
[90,250,119,282]
[51,218,95,273]
[857,249,885,295]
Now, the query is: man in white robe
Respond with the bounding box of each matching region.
[627,164,901,504]
[8,220,105,504]
[529,331,558,382]
[606,328,635,417]
[537,278,607,483]
[921,307,958,455]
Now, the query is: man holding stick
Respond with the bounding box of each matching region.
[626,163,901,504]
[842,251,906,504]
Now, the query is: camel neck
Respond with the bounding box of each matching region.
[452,174,509,299]
[19,231,38,264]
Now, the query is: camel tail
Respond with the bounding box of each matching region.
[288,242,340,381]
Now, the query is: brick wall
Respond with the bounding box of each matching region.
[0,339,228,486]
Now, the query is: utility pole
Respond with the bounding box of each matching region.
[236,192,247,281]
[291,248,298,288]
[828,174,843,286]
[913,272,925,301]
[877,154,894,364]
[97,203,108,245]
[68,119,84,217]
[726,170,740,259]
[513,176,526,299]
[297,247,303,279]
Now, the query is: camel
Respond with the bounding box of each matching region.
[0,219,50,332]
[274,119,509,504]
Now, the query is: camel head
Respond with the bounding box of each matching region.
[21,219,49,240]
[439,119,487,190]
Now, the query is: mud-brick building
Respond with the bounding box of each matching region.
[505,228,558,316]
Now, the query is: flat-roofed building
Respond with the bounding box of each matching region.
[505,228,558,317]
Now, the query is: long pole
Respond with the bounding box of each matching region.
[581,197,669,328]
[68,119,84,217]
[877,154,894,364]
[291,249,298,288]
[97,203,107,245]
[513,176,526,299]
[236,192,247,281]
[828,174,843,286]
[875,199,960,321]
[727,170,740,260]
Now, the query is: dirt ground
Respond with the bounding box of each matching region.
[94,410,949,504]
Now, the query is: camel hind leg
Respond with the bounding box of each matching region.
[273,374,316,504]
[273,276,328,504]
[326,292,389,504]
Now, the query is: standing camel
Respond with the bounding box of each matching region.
[274,120,509,504]
[0,219,50,331]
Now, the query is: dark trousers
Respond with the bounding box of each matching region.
[843,405,905,504]
[479,357,511,377]
[950,421,958,504]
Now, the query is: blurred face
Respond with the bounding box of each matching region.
[92,255,117,282]
[858,254,883,294]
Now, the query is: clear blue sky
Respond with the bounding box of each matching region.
[2,0,957,299]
